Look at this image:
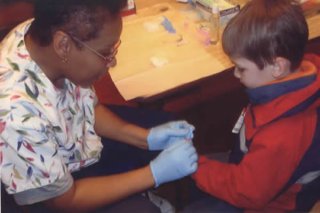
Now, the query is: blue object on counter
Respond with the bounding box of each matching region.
[161,16,176,34]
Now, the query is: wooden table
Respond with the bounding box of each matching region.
[108,0,320,105]
[110,0,235,101]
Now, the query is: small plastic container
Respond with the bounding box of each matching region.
[209,1,220,44]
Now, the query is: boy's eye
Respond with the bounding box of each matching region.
[236,66,245,72]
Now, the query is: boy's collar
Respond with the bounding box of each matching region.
[246,60,317,105]
[264,60,316,86]
[246,60,319,127]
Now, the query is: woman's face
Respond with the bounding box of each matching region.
[65,16,122,88]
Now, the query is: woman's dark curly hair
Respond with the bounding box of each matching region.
[29,0,127,46]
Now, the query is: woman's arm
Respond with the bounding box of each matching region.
[44,140,198,212]
[45,166,154,212]
[94,103,149,149]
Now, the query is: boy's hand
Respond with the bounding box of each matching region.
[147,120,195,150]
[191,155,211,179]
[150,139,198,187]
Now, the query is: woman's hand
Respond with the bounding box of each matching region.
[147,120,195,150]
[150,139,198,187]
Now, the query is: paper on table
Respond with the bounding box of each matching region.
[109,3,232,100]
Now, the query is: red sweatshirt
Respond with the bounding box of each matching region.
[193,54,320,212]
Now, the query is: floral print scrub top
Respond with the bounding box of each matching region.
[0,20,103,195]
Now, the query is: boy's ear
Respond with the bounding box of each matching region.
[53,31,71,60]
[271,57,290,79]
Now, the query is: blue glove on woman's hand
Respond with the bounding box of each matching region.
[147,120,195,150]
[150,139,198,187]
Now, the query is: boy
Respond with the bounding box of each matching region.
[189,0,320,212]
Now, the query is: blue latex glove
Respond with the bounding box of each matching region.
[150,139,198,187]
[147,120,195,150]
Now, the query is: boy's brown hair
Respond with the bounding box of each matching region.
[222,0,308,70]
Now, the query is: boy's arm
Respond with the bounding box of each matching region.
[193,119,314,209]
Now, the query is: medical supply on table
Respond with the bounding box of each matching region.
[209,0,220,44]
[194,0,240,27]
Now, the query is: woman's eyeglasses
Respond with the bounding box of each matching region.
[70,35,121,65]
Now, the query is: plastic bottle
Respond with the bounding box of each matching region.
[209,0,220,44]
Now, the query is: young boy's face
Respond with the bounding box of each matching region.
[232,57,276,89]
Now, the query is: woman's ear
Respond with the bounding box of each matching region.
[271,57,291,79]
[53,31,71,62]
